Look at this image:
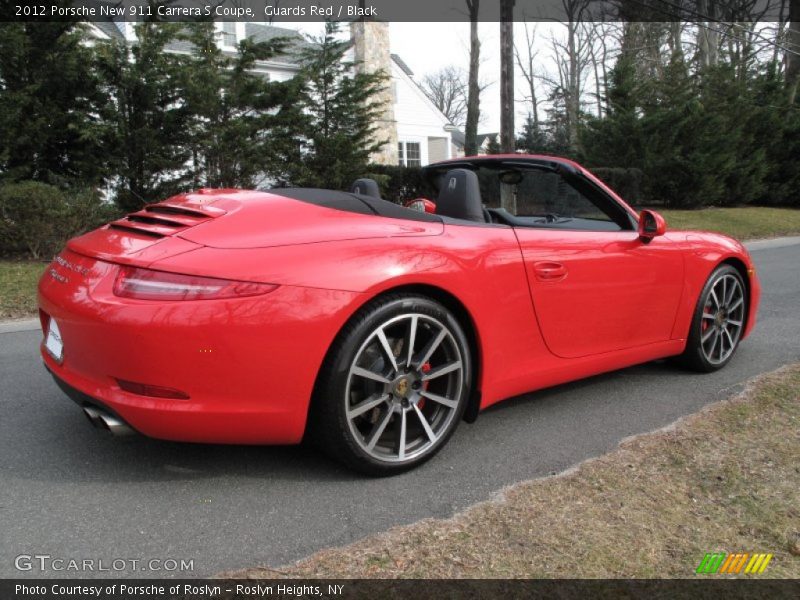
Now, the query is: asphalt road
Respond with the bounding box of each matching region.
[1,240,798,579]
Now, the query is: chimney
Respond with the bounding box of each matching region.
[350,20,398,166]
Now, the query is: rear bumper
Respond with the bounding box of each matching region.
[38,257,362,445]
[47,367,136,435]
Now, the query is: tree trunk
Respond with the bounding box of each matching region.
[499,0,515,154]
[788,0,800,104]
[566,19,580,152]
[499,0,516,213]
[464,0,481,156]
[514,23,539,128]
[697,0,719,69]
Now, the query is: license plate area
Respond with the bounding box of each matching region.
[45,318,64,364]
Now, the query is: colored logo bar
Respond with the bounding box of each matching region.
[696,552,773,574]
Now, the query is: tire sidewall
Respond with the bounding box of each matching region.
[685,264,746,372]
[325,295,472,474]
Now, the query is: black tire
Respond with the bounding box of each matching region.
[307,294,472,476]
[679,264,747,372]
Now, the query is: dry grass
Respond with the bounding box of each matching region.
[0,260,45,319]
[229,364,800,579]
[661,207,800,241]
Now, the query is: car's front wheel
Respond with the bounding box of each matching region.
[680,264,747,372]
[309,294,471,475]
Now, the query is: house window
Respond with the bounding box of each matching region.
[398,141,421,167]
[220,22,236,47]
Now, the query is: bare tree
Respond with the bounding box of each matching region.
[465,0,481,156]
[499,0,515,154]
[537,0,593,152]
[787,0,800,102]
[586,21,617,117]
[419,66,468,127]
[514,21,542,128]
[697,0,720,68]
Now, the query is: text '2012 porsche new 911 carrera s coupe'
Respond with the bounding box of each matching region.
[38,155,760,474]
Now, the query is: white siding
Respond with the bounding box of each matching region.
[392,61,451,166]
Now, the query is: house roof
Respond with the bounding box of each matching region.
[450,130,466,147]
[90,22,309,67]
[162,24,309,65]
[85,22,456,129]
[90,21,124,41]
[390,54,414,77]
[476,133,499,146]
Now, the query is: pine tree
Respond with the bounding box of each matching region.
[0,22,108,188]
[289,22,388,190]
[180,22,305,189]
[581,54,643,170]
[96,23,193,211]
[485,135,501,155]
[516,114,548,154]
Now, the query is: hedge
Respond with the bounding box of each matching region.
[363,165,435,204]
[0,182,121,259]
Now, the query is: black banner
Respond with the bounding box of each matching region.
[3,579,799,600]
[0,0,788,23]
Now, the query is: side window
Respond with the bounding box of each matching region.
[516,172,613,222]
[478,168,629,231]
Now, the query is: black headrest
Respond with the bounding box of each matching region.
[436,169,485,223]
[350,178,381,199]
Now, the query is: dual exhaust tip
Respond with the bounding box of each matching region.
[82,405,135,437]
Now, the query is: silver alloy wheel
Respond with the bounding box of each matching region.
[700,273,745,365]
[344,313,464,463]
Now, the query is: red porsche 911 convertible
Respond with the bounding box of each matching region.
[38,155,760,474]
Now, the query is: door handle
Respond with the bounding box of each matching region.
[533,261,567,281]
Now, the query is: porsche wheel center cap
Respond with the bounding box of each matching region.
[394,378,410,398]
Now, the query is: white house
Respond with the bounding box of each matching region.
[87,20,456,167]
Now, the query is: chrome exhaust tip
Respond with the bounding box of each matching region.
[82,405,102,428]
[97,413,135,437]
[82,405,135,437]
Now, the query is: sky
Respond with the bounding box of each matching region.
[285,21,561,134]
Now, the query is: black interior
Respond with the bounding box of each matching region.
[269,187,442,223]
[349,178,382,198]
[423,159,637,231]
[486,208,626,231]
[435,169,487,223]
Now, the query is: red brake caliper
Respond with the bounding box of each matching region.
[702,302,713,335]
[418,362,431,409]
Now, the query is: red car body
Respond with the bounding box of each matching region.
[38,155,760,446]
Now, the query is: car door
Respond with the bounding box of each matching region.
[509,171,684,359]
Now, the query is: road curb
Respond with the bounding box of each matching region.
[0,318,40,334]
[744,236,800,251]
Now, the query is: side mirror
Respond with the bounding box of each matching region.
[638,209,666,242]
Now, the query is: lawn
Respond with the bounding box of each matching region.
[661,207,800,240]
[230,364,800,579]
[0,260,46,320]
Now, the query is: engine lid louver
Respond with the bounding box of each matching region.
[108,202,226,239]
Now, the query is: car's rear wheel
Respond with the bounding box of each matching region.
[309,294,471,475]
[680,264,747,372]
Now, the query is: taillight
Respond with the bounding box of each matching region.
[113,266,278,301]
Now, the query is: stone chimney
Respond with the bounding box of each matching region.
[350,20,398,165]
